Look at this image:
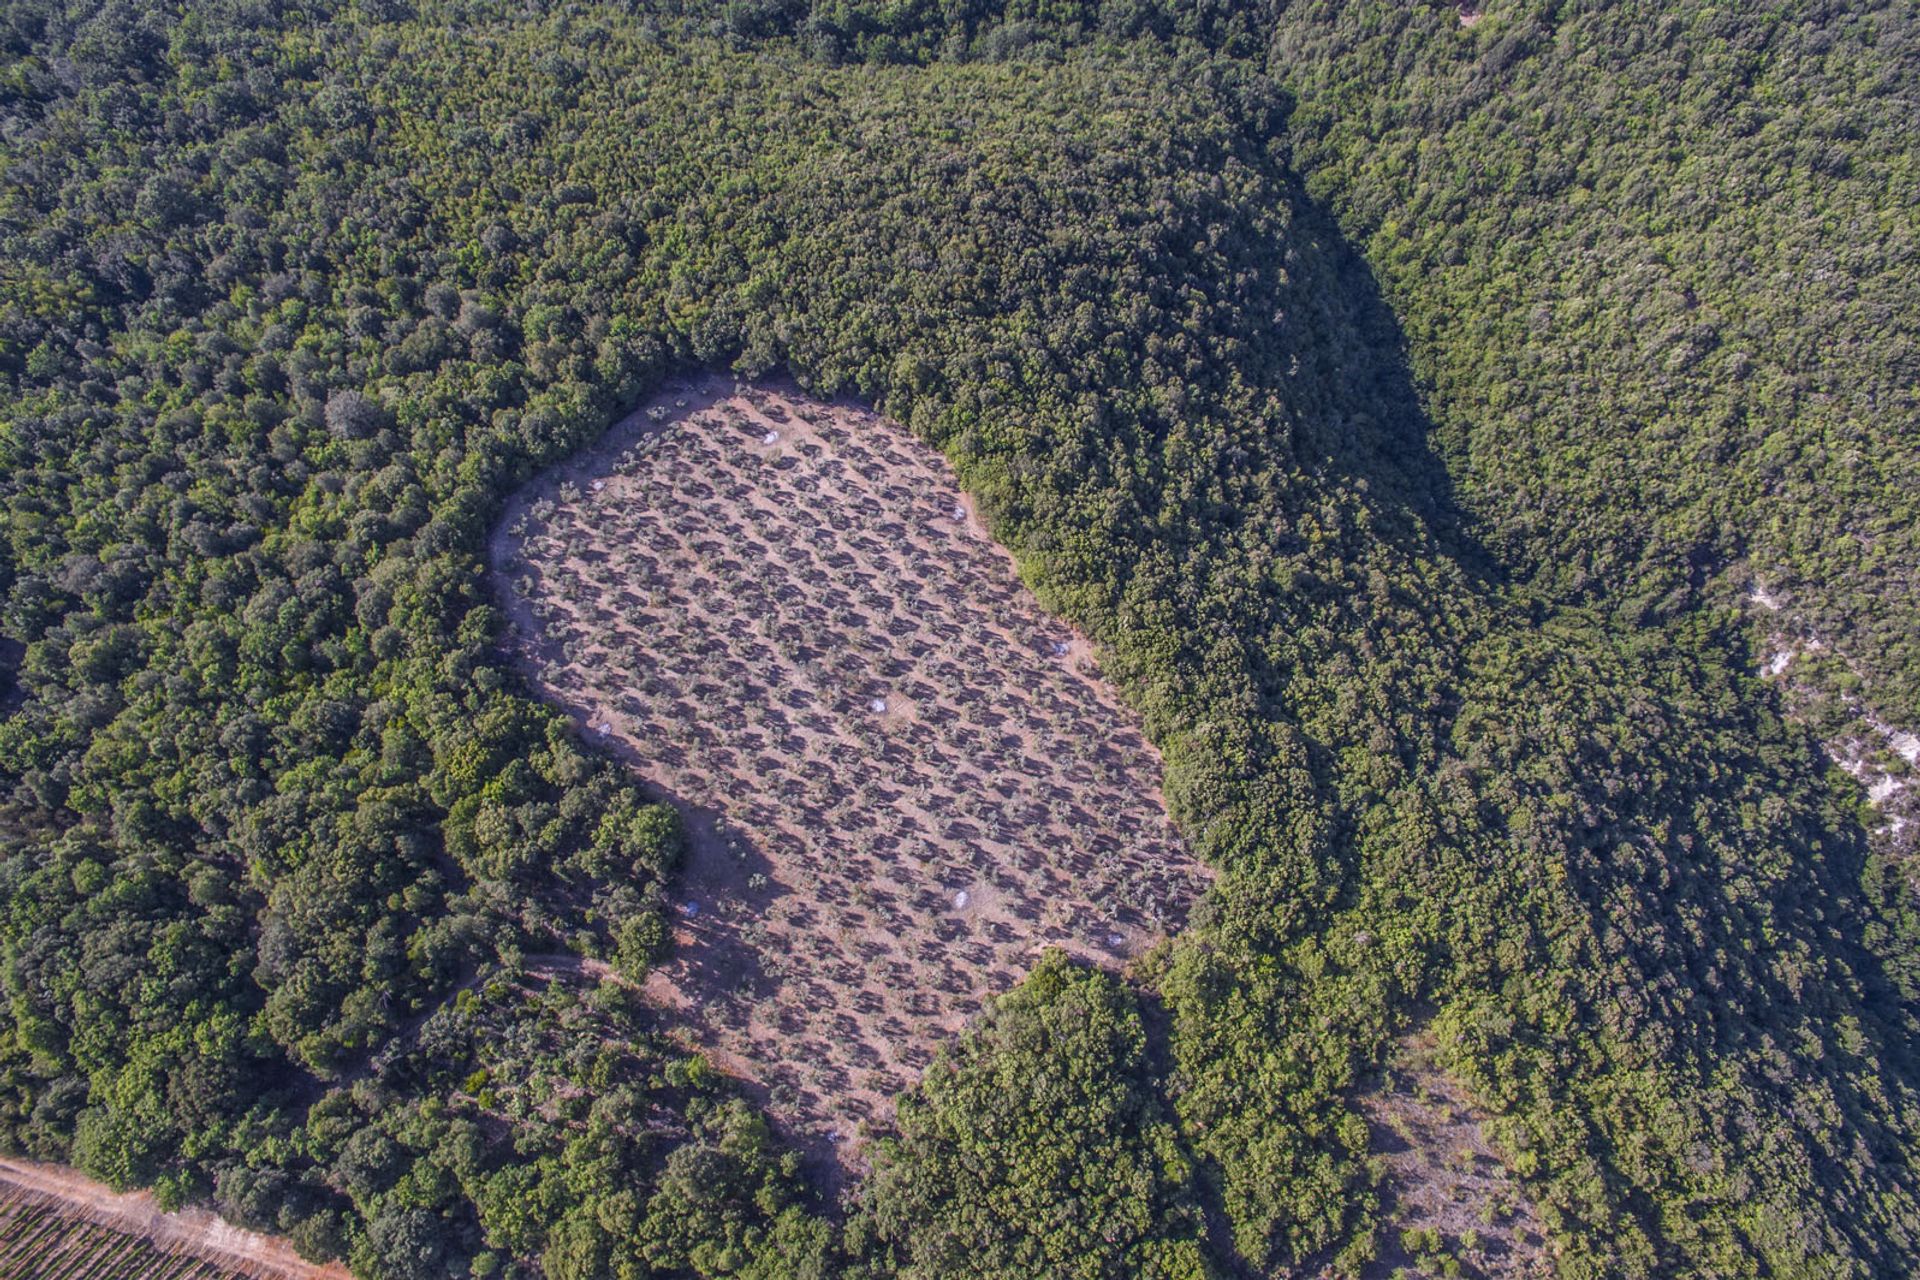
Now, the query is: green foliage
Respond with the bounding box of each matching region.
[859,953,1211,1278]
[1268,1,1920,730]
[0,2,1916,1278]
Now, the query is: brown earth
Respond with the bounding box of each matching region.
[1337,1036,1554,1279]
[490,376,1211,1174]
[0,1159,350,1280]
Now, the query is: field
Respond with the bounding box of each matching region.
[0,1161,343,1280]
[491,377,1210,1162]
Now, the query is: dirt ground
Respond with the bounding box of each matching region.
[490,376,1210,1173]
[0,1158,348,1280]
[1336,1037,1554,1279]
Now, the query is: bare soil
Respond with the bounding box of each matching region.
[490,376,1210,1173]
[1339,1037,1553,1279]
[0,1159,349,1280]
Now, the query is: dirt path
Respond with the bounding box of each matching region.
[0,1158,351,1279]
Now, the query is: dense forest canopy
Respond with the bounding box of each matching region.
[0,1,1917,1277]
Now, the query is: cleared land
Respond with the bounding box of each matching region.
[0,1160,347,1280]
[491,377,1209,1162]
[1344,1039,1553,1280]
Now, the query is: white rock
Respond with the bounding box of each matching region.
[1891,731,1920,767]
[953,890,969,910]
[763,430,780,445]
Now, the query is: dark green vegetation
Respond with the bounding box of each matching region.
[857,955,1208,1279]
[1,1,1917,1278]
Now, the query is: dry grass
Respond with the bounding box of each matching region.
[491,376,1209,1170]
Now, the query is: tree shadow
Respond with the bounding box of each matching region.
[1269,184,1504,591]
[648,795,785,1000]
[1250,151,1920,1276]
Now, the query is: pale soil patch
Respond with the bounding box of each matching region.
[0,1159,348,1280]
[1747,579,1918,850]
[1333,1038,1553,1279]
[491,376,1210,1173]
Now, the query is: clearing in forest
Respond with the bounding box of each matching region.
[491,377,1209,1165]
[1337,1038,1553,1280]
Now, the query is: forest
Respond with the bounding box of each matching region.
[0,0,1917,1277]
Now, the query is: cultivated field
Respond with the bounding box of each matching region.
[0,1161,344,1280]
[491,377,1209,1162]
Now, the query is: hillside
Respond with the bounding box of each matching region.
[0,2,1916,1278]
